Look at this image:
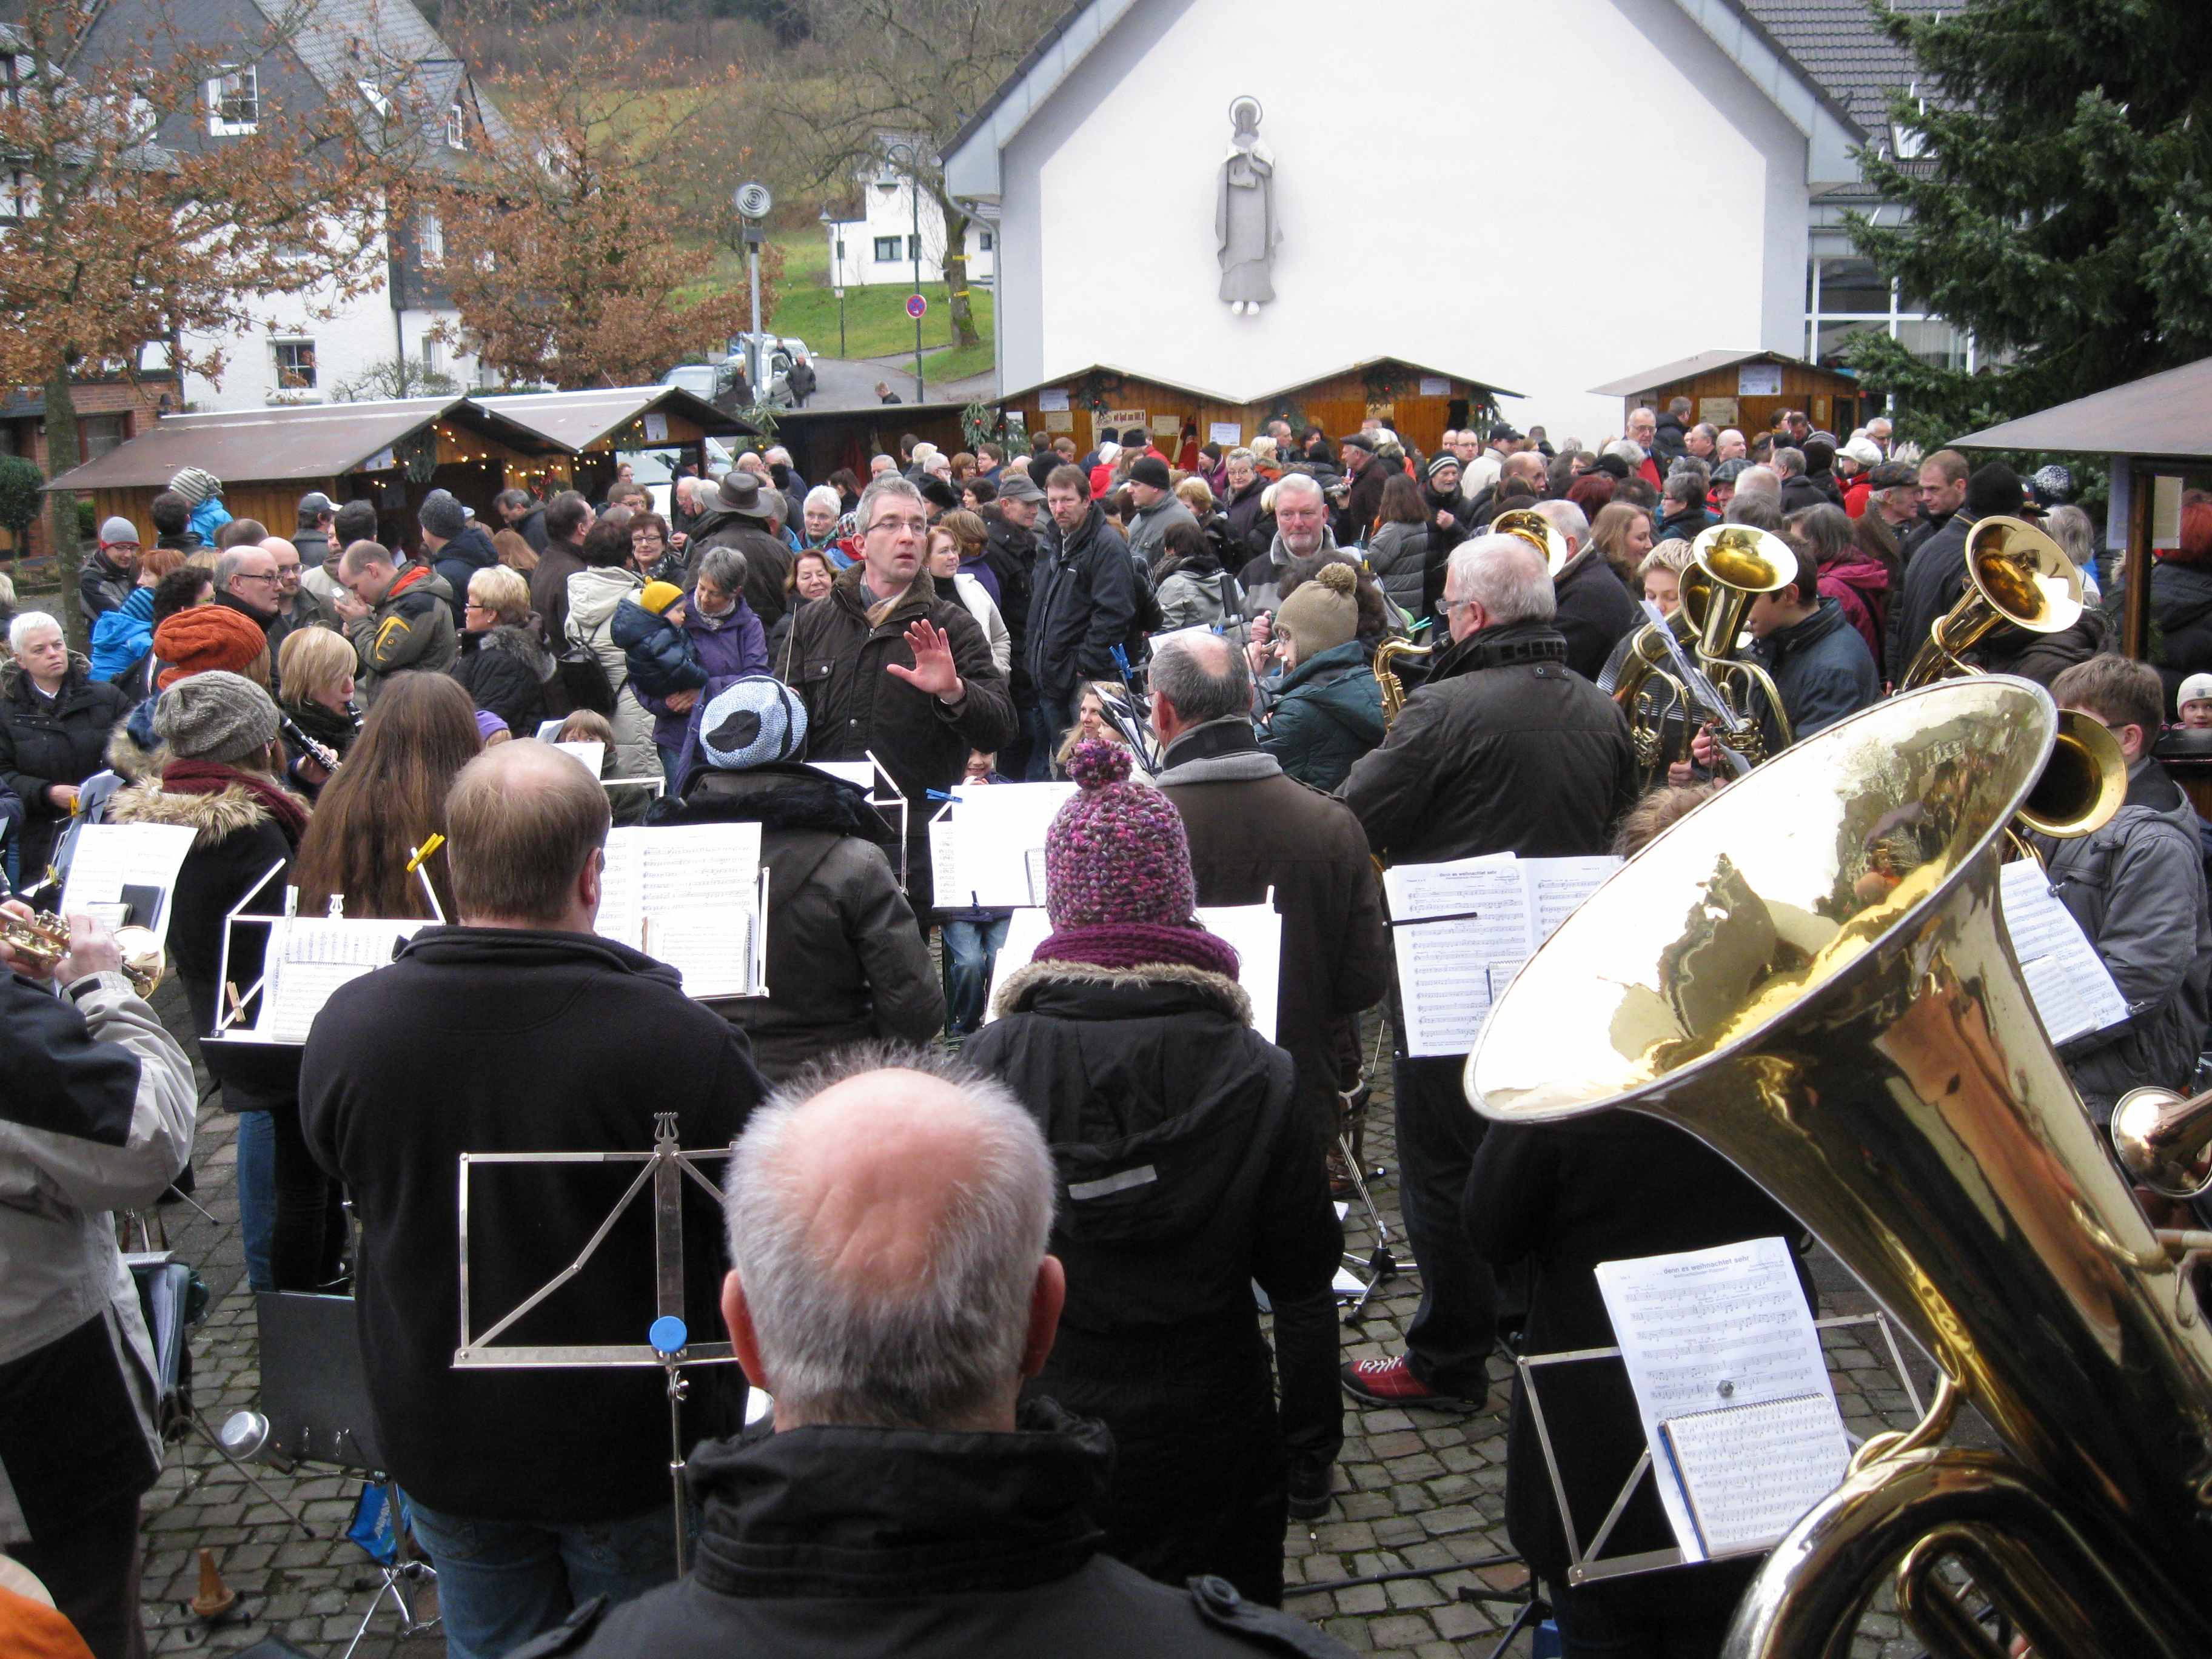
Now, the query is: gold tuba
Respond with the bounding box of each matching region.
[1902,515,2083,689]
[1687,524,1798,767]
[1466,678,2212,1659]
[1492,507,1570,576]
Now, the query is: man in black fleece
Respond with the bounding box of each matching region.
[301,740,765,1654]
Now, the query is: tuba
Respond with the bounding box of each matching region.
[1686,524,1797,767]
[1465,677,2212,1659]
[1493,507,1570,575]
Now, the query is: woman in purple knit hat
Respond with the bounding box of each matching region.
[960,739,1342,1608]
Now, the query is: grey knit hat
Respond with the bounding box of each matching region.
[699,675,808,771]
[168,466,221,506]
[418,489,468,540]
[153,671,281,763]
[98,517,140,546]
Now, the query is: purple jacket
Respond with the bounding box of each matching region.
[636,600,768,750]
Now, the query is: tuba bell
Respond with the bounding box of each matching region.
[1686,524,1798,767]
[1466,678,2212,1659]
[1901,515,2083,690]
[1492,507,1571,577]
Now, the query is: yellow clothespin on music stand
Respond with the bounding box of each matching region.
[407,835,447,923]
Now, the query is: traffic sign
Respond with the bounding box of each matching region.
[907,293,928,320]
[733,181,773,220]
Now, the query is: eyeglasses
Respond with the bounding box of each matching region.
[465,600,492,612]
[1439,596,1474,617]
[866,515,930,537]
[235,571,280,585]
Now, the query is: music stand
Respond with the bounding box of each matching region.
[453,1111,741,1575]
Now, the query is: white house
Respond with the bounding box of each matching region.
[826,146,997,290]
[946,0,1954,440]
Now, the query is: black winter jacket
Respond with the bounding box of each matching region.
[689,510,794,633]
[300,927,765,1524]
[964,959,1341,1606]
[430,524,500,624]
[1888,514,1968,685]
[527,1398,1353,1659]
[980,507,1038,699]
[647,765,940,1080]
[78,549,135,629]
[1221,476,1269,558]
[1748,596,1880,751]
[1027,503,1138,702]
[1340,621,1640,866]
[1550,549,1643,684]
[530,537,586,649]
[609,597,706,699]
[450,626,554,739]
[2116,560,2212,716]
[781,564,1016,916]
[0,657,127,882]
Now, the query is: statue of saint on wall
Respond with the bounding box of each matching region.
[1216,97,1278,315]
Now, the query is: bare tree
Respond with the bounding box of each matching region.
[774,0,1035,353]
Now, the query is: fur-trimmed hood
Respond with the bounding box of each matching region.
[107,776,301,846]
[0,650,93,700]
[105,720,166,783]
[991,956,1252,1026]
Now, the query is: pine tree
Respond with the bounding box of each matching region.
[1845,0,2212,438]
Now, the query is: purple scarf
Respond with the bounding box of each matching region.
[1033,920,1240,980]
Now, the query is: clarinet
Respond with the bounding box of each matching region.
[281,713,342,774]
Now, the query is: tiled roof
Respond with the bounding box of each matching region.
[1743,0,1939,135]
[246,0,514,165]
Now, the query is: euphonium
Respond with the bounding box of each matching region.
[1607,579,1712,776]
[1466,678,2212,1659]
[1492,507,1570,576]
[1902,514,2082,690]
[1373,637,1433,725]
[0,910,164,997]
[1687,524,1797,766]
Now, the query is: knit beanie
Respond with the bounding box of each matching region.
[2179,674,2212,709]
[474,709,509,744]
[169,466,221,506]
[153,604,266,689]
[1426,454,1460,483]
[638,581,685,617]
[1043,740,1193,930]
[418,489,468,540]
[1275,560,1360,660]
[99,517,139,546]
[699,675,808,771]
[153,671,279,763]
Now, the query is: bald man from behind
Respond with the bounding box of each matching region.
[531,1048,1355,1659]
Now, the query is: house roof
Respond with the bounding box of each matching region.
[947,0,1889,200]
[247,0,514,166]
[1253,356,1523,406]
[1950,358,2212,465]
[42,396,559,491]
[999,363,1250,409]
[1587,349,1843,397]
[474,386,759,450]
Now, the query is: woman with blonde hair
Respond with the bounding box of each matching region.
[452,562,555,738]
[1176,475,1216,517]
[1589,500,1655,586]
[1051,680,1151,780]
[927,516,1010,677]
[276,625,360,797]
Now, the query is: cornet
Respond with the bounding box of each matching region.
[0,910,165,997]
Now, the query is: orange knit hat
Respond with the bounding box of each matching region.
[154,605,267,689]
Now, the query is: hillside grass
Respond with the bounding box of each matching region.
[695,232,995,374]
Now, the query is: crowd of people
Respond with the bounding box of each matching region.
[5,394,2212,1659]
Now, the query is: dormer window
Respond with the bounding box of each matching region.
[1891,82,1928,159]
[358,79,390,116]
[207,64,257,135]
[446,102,465,150]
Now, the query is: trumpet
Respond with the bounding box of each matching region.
[0,910,165,996]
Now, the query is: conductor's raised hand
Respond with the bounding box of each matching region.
[887,618,964,702]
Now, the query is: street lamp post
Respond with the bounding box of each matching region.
[886,140,925,401]
[819,207,846,358]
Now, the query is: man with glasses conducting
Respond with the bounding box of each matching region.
[780,475,1016,919]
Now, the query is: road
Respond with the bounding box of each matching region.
[800,353,997,412]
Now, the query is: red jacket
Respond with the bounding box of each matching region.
[1842,477,1872,519]
[1819,553,1891,662]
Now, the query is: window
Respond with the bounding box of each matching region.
[0,169,34,220]
[446,102,465,150]
[79,414,128,460]
[357,79,390,116]
[417,210,443,264]
[421,336,443,374]
[207,65,257,135]
[979,230,994,252]
[873,235,900,262]
[272,338,317,390]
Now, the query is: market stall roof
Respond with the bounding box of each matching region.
[1254,355,1524,404]
[1951,358,2212,464]
[43,396,560,492]
[999,363,1248,409]
[472,385,758,451]
[1587,349,1814,397]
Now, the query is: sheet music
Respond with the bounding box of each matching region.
[983,902,1283,1040]
[2000,859,2129,1044]
[59,823,197,947]
[1660,1392,1849,1558]
[1595,1236,1835,1561]
[806,760,876,788]
[931,783,1076,910]
[1524,856,1621,939]
[535,718,567,742]
[554,740,603,778]
[597,823,764,997]
[229,917,425,1044]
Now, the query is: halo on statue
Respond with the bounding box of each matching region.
[1228,95,1263,130]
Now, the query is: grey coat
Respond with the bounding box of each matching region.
[1127,495,1199,569]
[1362,521,1433,623]
[2033,761,2212,1115]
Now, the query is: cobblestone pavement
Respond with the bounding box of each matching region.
[129,1003,1944,1656]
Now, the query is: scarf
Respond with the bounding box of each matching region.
[1033,920,1241,980]
[281,696,357,758]
[161,758,310,845]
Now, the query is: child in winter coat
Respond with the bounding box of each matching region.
[89,583,156,681]
[609,581,708,701]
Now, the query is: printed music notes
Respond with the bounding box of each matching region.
[1382,853,1623,1056]
[216,917,427,1045]
[1999,858,2128,1045]
[1595,1236,1844,1562]
[927,783,1076,909]
[58,823,196,948]
[597,823,765,999]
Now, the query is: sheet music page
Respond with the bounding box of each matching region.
[934,783,1076,910]
[984,905,1279,1039]
[1594,1235,1834,1562]
[554,740,603,778]
[598,824,763,996]
[257,919,425,1043]
[2000,859,2128,1043]
[1523,855,1623,942]
[1660,1392,1849,1558]
[535,717,567,742]
[982,908,1050,1019]
[806,760,876,788]
[1383,855,1530,1057]
[59,823,198,947]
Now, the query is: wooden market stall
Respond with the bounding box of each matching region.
[44,396,568,557]
[1251,358,1519,460]
[773,400,969,488]
[476,386,758,503]
[998,365,1251,463]
[1589,349,1866,443]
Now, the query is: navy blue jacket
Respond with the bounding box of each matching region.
[431,524,501,623]
[610,598,708,699]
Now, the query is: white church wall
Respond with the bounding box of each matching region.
[996,0,1809,443]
